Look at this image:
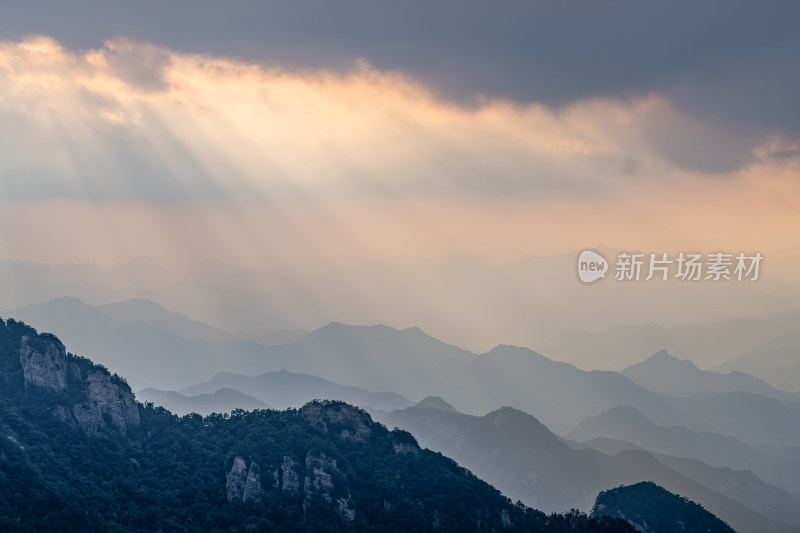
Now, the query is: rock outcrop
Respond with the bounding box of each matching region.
[226,457,248,502]
[226,456,264,503]
[390,429,420,455]
[277,455,301,495]
[20,335,67,392]
[303,451,355,521]
[19,332,139,436]
[80,368,140,434]
[299,401,372,442]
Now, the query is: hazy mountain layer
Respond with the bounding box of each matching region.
[178,369,412,413]
[384,404,795,532]
[136,387,269,416]
[622,350,799,402]
[567,405,800,497]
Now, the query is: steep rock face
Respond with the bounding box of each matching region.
[69,365,140,436]
[226,457,247,502]
[303,452,336,507]
[83,369,140,433]
[19,332,139,437]
[303,451,355,522]
[20,335,67,392]
[243,462,264,503]
[299,402,372,442]
[226,457,264,503]
[278,455,301,495]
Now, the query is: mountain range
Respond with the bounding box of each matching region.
[0,317,644,532]
[566,405,800,497]
[385,401,799,532]
[9,297,799,447]
[177,369,412,414]
[546,311,800,390]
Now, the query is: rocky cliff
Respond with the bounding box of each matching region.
[299,401,373,442]
[20,334,68,392]
[19,331,139,436]
[226,456,264,504]
[225,403,366,523]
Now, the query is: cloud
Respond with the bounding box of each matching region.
[4,35,793,208]
[2,1,798,139]
[0,35,799,274]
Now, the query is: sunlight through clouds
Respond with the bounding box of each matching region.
[0,35,799,271]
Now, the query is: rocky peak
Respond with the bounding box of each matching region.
[20,335,67,392]
[299,401,372,442]
[226,456,264,503]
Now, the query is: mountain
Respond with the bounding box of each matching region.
[661,391,800,448]
[592,481,735,533]
[713,331,800,393]
[385,405,795,532]
[651,454,800,527]
[545,310,800,371]
[407,345,679,435]
[0,317,639,532]
[573,439,800,526]
[136,387,269,416]
[4,298,479,393]
[2,297,239,389]
[567,405,800,497]
[9,300,795,451]
[622,350,798,402]
[235,322,477,392]
[414,396,459,412]
[179,369,413,413]
[385,405,607,512]
[7,296,236,343]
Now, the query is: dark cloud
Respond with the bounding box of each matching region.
[1,0,798,171]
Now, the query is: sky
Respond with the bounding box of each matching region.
[1,2,799,348]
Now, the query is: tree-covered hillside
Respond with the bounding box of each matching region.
[592,481,735,533]
[0,318,635,532]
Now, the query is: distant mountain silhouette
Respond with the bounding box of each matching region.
[415,396,459,412]
[179,369,413,413]
[2,297,239,389]
[2,299,476,393]
[567,405,800,496]
[713,331,800,393]
[574,438,800,526]
[660,391,800,448]
[136,387,268,415]
[239,322,476,391]
[546,310,800,371]
[623,350,799,403]
[407,344,678,434]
